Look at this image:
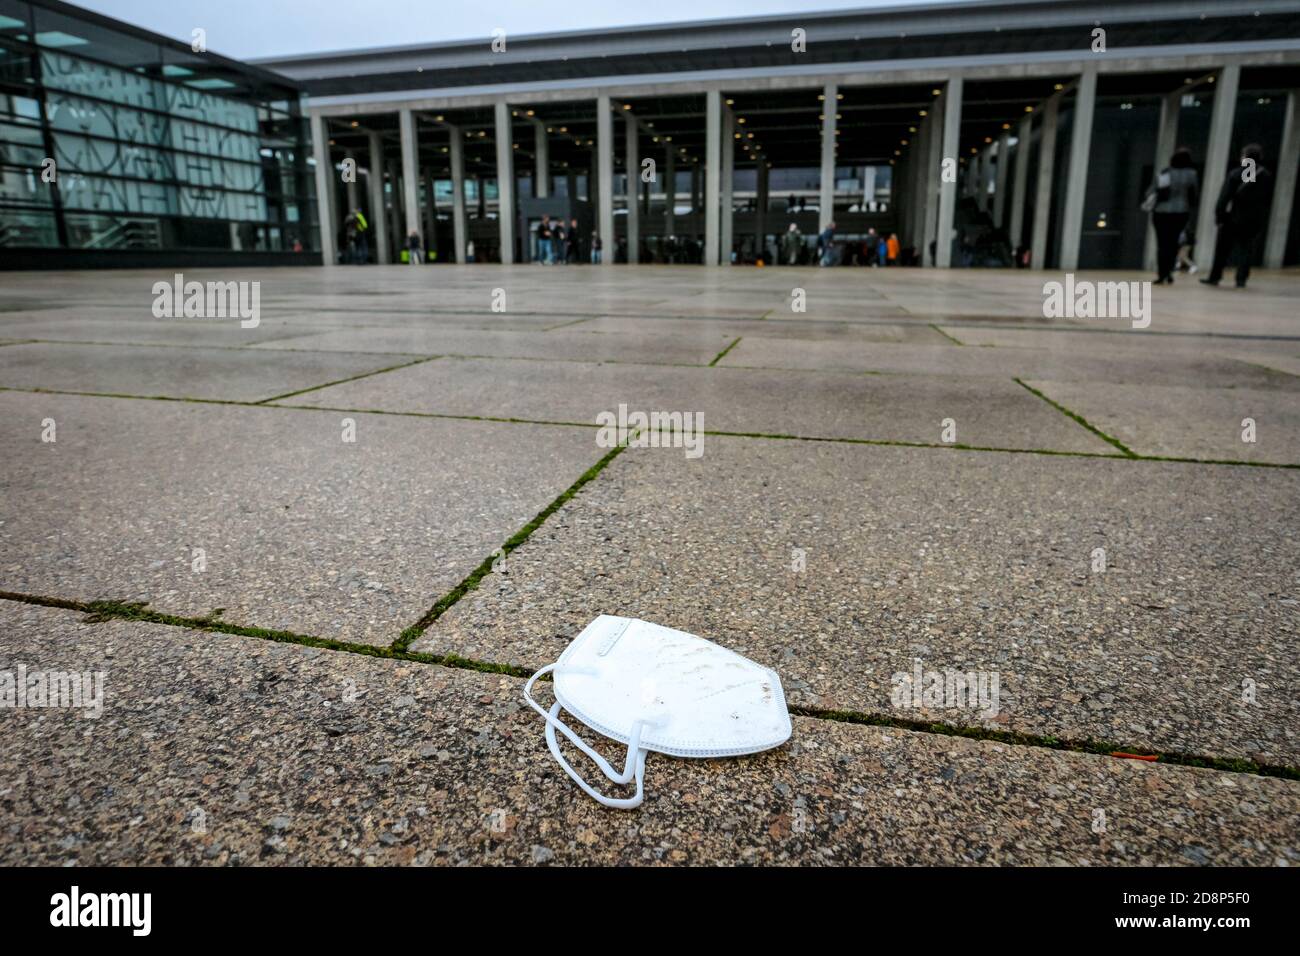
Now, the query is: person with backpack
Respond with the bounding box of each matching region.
[1143,147,1198,285]
[1201,143,1274,289]
[406,230,423,265]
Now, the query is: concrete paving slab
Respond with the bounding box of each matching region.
[0,341,418,403]
[0,316,320,348]
[2,602,1295,866]
[720,337,1300,389]
[1026,380,1300,465]
[250,326,734,365]
[575,315,952,343]
[0,391,600,645]
[413,436,1300,765]
[938,325,1298,353]
[264,309,563,331]
[288,356,1117,453]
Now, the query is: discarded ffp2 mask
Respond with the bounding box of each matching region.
[522,615,793,809]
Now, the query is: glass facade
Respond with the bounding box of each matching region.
[0,0,317,260]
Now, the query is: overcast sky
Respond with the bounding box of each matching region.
[76,0,957,59]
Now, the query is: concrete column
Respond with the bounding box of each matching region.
[665,148,676,236]
[1009,114,1031,250]
[399,109,421,244]
[1030,95,1060,270]
[344,151,359,211]
[1059,66,1098,271]
[423,168,437,261]
[366,129,390,264]
[705,88,721,265]
[493,100,515,264]
[756,160,769,260]
[385,160,400,258]
[993,132,1011,229]
[449,125,467,264]
[1144,90,1182,271]
[1265,89,1299,268]
[908,117,928,249]
[1196,63,1241,273]
[983,147,996,210]
[819,83,838,232]
[922,101,943,266]
[597,95,614,267]
[936,76,963,268]
[625,113,639,264]
[310,113,337,265]
[721,106,735,264]
[388,160,403,259]
[532,119,549,198]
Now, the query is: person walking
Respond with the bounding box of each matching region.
[567,218,581,264]
[865,227,879,267]
[818,221,836,267]
[1144,146,1198,285]
[1201,143,1274,289]
[345,210,366,265]
[554,221,567,264]
[886,232,900,266]
[781,223,802,265]
[590,231,602,264]
[537,215,553,264]
[406,230,423,265]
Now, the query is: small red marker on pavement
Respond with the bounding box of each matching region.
[1111,752,1158,761]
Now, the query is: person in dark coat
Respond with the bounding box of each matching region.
[1201,143,1274,289]
[567,218,581,263]
[1145,147,1198,285]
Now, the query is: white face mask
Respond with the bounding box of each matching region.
[523,616,792,809]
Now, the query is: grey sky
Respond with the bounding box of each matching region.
[75,0,956,59]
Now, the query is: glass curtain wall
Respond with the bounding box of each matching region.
[0,0,316,257]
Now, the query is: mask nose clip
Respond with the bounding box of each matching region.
[524,664,649,810]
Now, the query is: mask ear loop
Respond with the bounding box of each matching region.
[524,664,650,810]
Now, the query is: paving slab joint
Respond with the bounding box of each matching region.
[1013,377,1138,457]
[708,337,742,367]
[390,438,632,652]
[258,355,443,404]
[793,706,1300,781]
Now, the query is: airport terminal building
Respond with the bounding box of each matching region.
[2,0,1299,270]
